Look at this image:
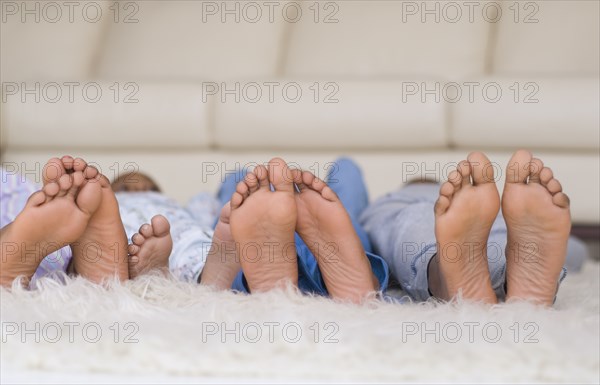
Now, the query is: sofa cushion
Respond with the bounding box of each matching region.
[451,77,600,150]
[2,83,210,149]
[214,80,447,150]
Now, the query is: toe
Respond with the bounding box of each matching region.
[230,192,244,210]
[528,158,544,183]
[467,152,495,185]
[458,160,471,186]
[42,182,60,198]
[139,224,153,238]
[26,190,48,207]
[448,170,462,187]
[75,180,102,215]
[540,167,554,186]
[552,192,570,208]
[83,165,100,181]
[57,174,73,197]
[254,165,270,190]
[268,157,295,192]
[434,196,450,215]
[150,215,170,237]
[61,155,75,170]
[244,172,260,193]
[506,149,533,184]
[73,158,88,172]
[128,244,140,255]
[43,158,66,184]
[546,178,563,195]
[439,181,455,198]
[66,172,84,199]
[236,180,250,198]
[219,203,232,224]
[132,233,146,246]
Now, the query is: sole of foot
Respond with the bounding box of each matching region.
[229,158,298,292]
[430,152,499,304]
[200,203,242,289]
[0,169,101,287]
[44,156,130,283]
[127,214,173,279]
[503,150,571,306]
[293,169,377,303]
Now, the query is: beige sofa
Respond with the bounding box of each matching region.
[1,1,598,224]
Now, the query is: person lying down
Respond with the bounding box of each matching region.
[0,152,586,306]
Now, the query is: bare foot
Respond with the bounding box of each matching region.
[429,152,499,304]
[503,150,571,306]
[200,203,241,289]
[0,170,101,287]
[229,158,298,292]
[293,169,377,303]
[44,156,129,283]
[127,215,172,278]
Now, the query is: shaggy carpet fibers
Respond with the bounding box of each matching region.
[1,262,599,384]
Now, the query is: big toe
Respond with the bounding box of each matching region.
[150,215,171,237]
[267,157,295,192]
[75,179,102,215]
[43,158,66,185]
[506,149,533,184]
[467,152,495,185]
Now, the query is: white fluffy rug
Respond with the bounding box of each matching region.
[2,262,599,384]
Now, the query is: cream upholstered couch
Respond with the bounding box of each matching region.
[1,1,598,224]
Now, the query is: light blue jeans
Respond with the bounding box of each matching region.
[216,158,390,295]
[359,183,581,301]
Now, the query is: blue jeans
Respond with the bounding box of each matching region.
[359,183,576,301]
[215,158,389,295]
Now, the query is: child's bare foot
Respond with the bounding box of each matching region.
[44,156,129,283]
[200,203,241,289]
[229,158,298,292]
[127,215,172,279]
[503,150,571,306]
[0,171,101,287]
[293,170,377,303]
[429,152,499,304]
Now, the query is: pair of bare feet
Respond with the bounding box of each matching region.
[429,150,571,306]
[202,158,379,304]
[0,156,170,287]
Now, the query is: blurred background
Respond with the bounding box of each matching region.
[1,0,598,235]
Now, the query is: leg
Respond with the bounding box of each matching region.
[429,152,499,303]
[360,153,499,303]
[44,156,129,283]
[502,150,571,305]
[1,169,101,287]
[293,168,378,303]
[200,202,242,289]
[127,215,173,278]
[229,158,298,292]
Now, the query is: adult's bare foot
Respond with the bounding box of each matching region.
[229,158,298,292]
[0,170,101,287]
[503,150,571,306]
[429,152,499,304]
[44,156,129,283]
[127,215,172,278]
[293,169,377,303]
[200,203,241,290]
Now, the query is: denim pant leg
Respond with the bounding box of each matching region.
[360,183,569,301]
